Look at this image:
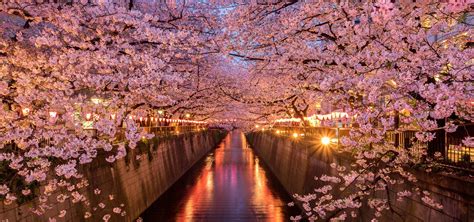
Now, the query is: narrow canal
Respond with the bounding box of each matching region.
[141,131,300,221]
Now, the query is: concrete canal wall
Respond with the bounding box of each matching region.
[0,130,226,222]
[246,132,474,222]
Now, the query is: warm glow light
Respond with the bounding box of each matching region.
[185,113,191,118]
[292,132,298,138]
[255,124,259,128]
[22,107,30,116]
[387,79,397,88]
[275,112,349,127]
[158,110,164,115]
[111,114,116,120]
[321,136,331,145]
[434,74,441,82]
[85,113,92,120]
[276,130,280,134]
[91,98,102,104]
[400,108,411,116]
[49,111,57,118]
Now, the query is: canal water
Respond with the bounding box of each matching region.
[140,131,300,221]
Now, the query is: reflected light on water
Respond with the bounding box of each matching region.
[141,131,299,221]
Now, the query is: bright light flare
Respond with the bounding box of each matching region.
[321,136,331,145]
[292,132,299,138]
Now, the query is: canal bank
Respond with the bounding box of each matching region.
[246,131,474,222]
[0,130,226,222]
[141,131,300,221]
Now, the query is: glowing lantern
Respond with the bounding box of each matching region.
[22,107,30,116]
[49,111,57,118]
[85,113,92,120]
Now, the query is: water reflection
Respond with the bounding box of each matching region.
[141,131,299,221]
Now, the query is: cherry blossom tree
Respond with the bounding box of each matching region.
[225,1,473,221]
[0,0,472,221]
[0,0,230,219]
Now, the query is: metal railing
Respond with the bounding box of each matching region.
[267,125,473,164]
[445,124,473,163]
[113,126,206,142]
[35,126,207,147]
[269,126,350,148]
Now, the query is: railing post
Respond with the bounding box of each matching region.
[444,117,448,161]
